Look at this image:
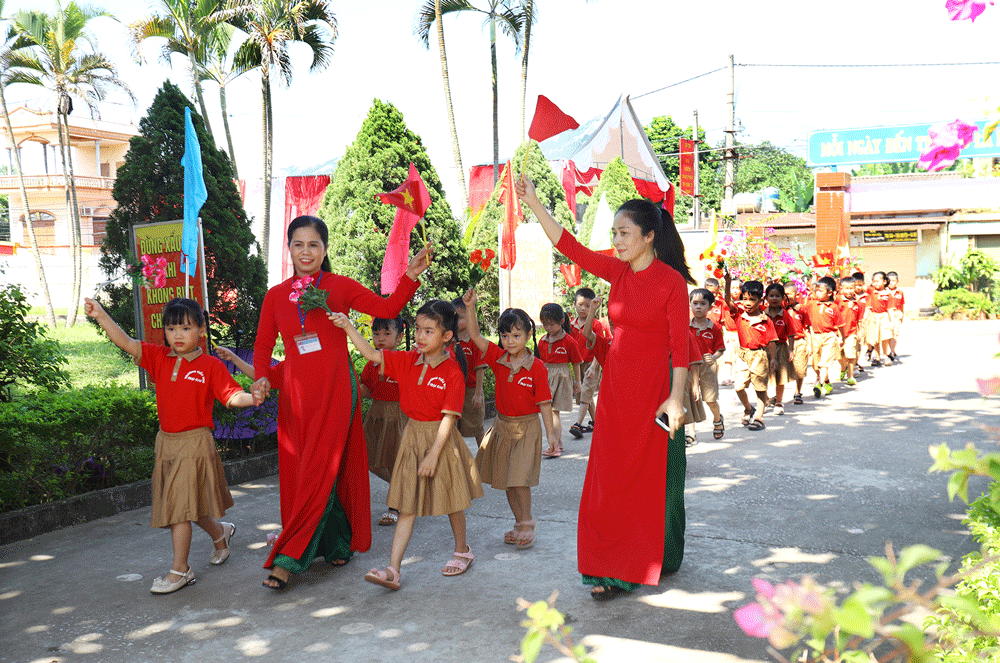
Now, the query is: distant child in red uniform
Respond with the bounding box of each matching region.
[463,290,555,550]
[450,297,487,447]
[764,283,794,415]
[681,327,706,446]
[359,316,408,527]
[85,297,256,594]
[723,276,778,431]
[333,301,483,591]
[851,272,868,373]
[866,272,893,366]
[886,271,904,362]
[538,303,583,456]
[569,287,608,440]
[836,278,861,387]
[719,277,743,386]
[783,282,809,405]
[704,278,725,324]
[689,288,726,439]
[803,276,844,398]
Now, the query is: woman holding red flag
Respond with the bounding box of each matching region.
[516,177,693,600]
[252,215,432,590]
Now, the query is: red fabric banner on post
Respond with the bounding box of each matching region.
[559,263,581,288]
[679,138,696,196]
[498,161,522,270]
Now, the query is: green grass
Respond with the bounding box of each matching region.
[47,323,139,389]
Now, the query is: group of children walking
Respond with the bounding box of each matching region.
[682,269,906,441]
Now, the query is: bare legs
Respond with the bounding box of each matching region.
[166,517,225,583]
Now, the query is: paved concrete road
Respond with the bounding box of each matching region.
[2,320,998,663]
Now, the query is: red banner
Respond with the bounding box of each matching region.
[679,139,696,196]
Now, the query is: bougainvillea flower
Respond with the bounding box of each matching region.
[919,119,978,171]
[734,603,772,638]
[946,0,991,21]
[485,248,496,261]
[976,376,1000,396]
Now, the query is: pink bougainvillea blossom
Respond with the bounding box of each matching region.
[734,603,773,638]
[946,0,992,22]
[976,376,1000,396]
[918,119,979,172]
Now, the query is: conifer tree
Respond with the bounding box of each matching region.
[318,98,466,310]
[467,140,574,329]
[97,81,266,347]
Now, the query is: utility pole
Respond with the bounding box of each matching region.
[724,53,736,202]
[692,109,701,229]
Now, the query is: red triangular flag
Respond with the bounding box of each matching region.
[559,263,581,288]
[528,95,579,143]
[375,162,431,217]
[376,163,431,293]
[498,161,522,270]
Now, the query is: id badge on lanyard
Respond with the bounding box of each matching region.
[294,270,324,355]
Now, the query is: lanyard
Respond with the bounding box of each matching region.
[296,270,323,331]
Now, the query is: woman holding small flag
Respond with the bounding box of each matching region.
[516,176,694,601]
[252,215,432,590]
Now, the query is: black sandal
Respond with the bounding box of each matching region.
[747,419,766,431]
[713,416,725,439]
[263,574,288,590]
[569,423,584,439]
[591,585,628,601]
[793,393,803,405]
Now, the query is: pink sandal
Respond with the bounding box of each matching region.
[442,546,474,576]
[364,566,400,590]
[505,522,522,545]
[515,519,537,550]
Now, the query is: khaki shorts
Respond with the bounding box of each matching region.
[698,360,720,403]
[812,331,840,370]
[841,333,860,360]
[867,312,892,345]
[889,309,903,336]
[735,346,769,392]
[578,360,602,405]
[790,337,809,379]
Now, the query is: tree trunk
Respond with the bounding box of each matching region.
[61,110,83,327]
[490,17,498,187]
[519,0,533,141]
[220,83,238,180]
[260,72,271,266]
[435,0,468,214]
[0,82,56,327]
[55,109,75,326]
[189,54,214,139]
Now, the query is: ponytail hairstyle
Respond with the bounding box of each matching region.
[615,199,695,285]
[372,316,409,350]
[498,308,538,357]
[415,299,467,378]
[287,215,332,272]
[161,298,205,348]
[539,303,571,334]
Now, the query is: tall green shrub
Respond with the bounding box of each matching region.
[0,278,69,402]
[318,99,467,312]
[97,81,266,347]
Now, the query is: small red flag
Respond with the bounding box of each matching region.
[559,263,581,288]
[498,161,522,270]
[376,163,431,293]
[528,95,579,143]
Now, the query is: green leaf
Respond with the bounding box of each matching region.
[868,556,897,586]
[889,623,930,659]
[848,584,894,608]
[896,544,942,577]
[521,630,545,663]
[834,598,874,638]
[525,600,548,621]
[948,470,970,504]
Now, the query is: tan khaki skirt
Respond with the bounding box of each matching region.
[546,362,574,411]
[365,399,407,483]
[476,413,543,489]
[387,419,484,517]
[867,311,892,345]
[768,342,793,387]
[458,386,485,440]
[151,427,233,528]
[681,371,706,424]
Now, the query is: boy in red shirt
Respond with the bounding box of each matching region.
[568,287,609,439]
[886,271,904,362]
[783,282,809,405]
[690,288,726,439]
[851,272,868,373]
[866,272,893,366]
[723,275,778,431]
[802,276,844,398]
[837,277,861,387]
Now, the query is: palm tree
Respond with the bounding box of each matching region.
[517,0,536,141]
[129,0,236,142]
[414,0,469,214]
[10,1,135,326]
[0,0,56,327]
[231,0,337,266]
[197,22,256,179]
[416,0,524,186]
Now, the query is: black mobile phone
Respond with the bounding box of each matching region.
[655,413,670,431]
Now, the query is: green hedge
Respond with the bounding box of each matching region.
[934,289,997,319]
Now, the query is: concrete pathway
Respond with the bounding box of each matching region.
[2,320,998,663]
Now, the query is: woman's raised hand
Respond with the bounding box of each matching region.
[406,242,434,280]
[514,175,540,208]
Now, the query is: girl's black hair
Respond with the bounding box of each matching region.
[498,308,539,357]
[539,303,571,334]
[740,280,764,299]
[818,276,838,291]
[851,271,865,281]
[615,199,696,285]
[372,316,410,350]
[415,299,467,377]
[162,298,205,329]
[287,215,332,272]
[764,283,786,300]
[689,288,715,305]
[886,271,898,279]
[872,271,887,284]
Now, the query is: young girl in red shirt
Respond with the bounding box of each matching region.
[538,303,583,457]
[764,283,794,415]
[866,272,893,366]
[84,297,257,594]
[689,288,726,440]
[463,289,556,550]
[359,317,408,527]
[332,301,482,591]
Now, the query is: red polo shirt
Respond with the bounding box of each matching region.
[803,300,844,334]
[381,349,465,422]
[482,342,552,416]
[360,360,400,402]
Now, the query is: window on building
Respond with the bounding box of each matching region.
[92,218,108,247]
[20,211,56,253]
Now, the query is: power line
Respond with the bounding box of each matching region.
[738,61,1000,68]
[632,67,726,100]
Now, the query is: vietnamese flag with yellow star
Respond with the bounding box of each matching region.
[376,162,431,293]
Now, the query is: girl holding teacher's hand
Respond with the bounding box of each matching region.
[515,176,695,600]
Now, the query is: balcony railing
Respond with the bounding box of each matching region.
[0,174,115,190]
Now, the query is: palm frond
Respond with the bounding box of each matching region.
[127,15,173,64]
[413,0,476,47]
[495,6,524,49]
[296,24,333,72]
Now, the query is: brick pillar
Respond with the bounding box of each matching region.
[814,172,851,255]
